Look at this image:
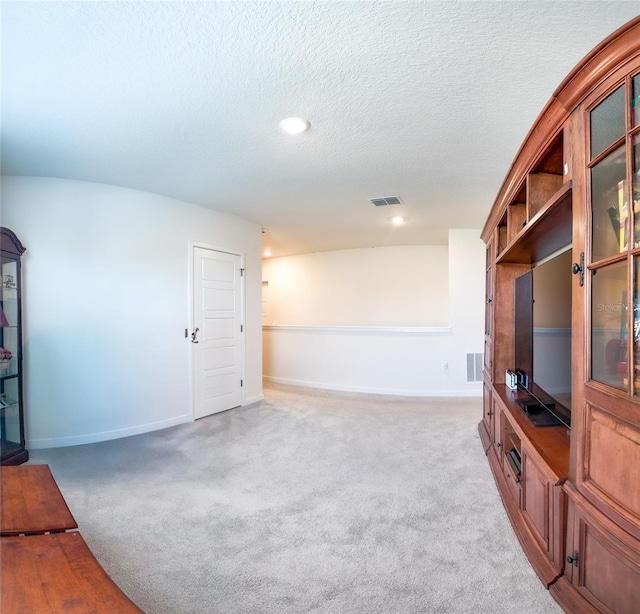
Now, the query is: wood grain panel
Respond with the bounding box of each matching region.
[522,449,550,550]
[527,172,563,218]
[507,203,527,243]
[583,404,640,527]
[492,264,530,381]
[0,532,143,613]
[0,465,77,535]
[568,495,640,614]
[482,382,493,449]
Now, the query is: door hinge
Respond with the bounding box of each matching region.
[240,268,245,277]
[240,324,244,332]
[567,550,579,567]
[240,379,244,387]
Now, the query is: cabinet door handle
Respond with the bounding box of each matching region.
[191,328,200,343]
[572,253,584,286]
[567,551,579,567]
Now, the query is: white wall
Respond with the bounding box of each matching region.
[263,230,485,396]
[1,176,263,448]
[262,246,449,326]
[447,228,486,388]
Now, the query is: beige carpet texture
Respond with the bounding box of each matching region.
[30,382,562,613]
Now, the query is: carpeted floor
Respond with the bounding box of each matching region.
[29,382,562,613]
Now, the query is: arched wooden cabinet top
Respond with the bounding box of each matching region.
[482,15,640,243]
[0,228,26,258]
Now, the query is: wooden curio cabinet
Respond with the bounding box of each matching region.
[480,18,640,613]
[0,228,27,465]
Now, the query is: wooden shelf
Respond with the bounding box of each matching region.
[497,181,572,264]
[494,385,570,479]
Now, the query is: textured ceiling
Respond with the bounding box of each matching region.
[2,2,639,257]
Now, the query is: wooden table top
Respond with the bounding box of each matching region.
[1,531,144,613]
[0,464,78,535]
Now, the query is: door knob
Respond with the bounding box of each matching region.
[572,252,584,286]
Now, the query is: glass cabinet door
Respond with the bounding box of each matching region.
[1,257,21,457]
[0,228,26,464]
[589,74,640,395]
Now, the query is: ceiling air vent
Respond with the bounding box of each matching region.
[370,196,402,206]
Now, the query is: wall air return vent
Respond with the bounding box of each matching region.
[370,196,402,206]
[466,353,483,383]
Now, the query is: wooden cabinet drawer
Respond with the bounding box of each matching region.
[521,445,565,575]
[565,489,640,614]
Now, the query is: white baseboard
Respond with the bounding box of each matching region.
[27,413,192,449]
[243,393,265,406]
[263,376,482,398]
[28,395,266,449]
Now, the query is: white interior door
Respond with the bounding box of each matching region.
[193,247,243,419]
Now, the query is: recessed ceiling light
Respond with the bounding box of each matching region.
[279,117,311,135]
[391,216,405,226]
[263,249,272,257]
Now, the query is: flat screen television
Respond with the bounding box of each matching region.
[514,246,572,428]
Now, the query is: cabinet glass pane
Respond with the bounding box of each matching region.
[633,73,640,127]
[0,259,18,383]
[1,260,18,324]
[591,85,625,159]
[591,146,627,261]
[1,376,21,452]
[1,259,18,375]
[1,375,20,409]
[0,403,22,456]
[634,134,640,249]
[591,260,628,390]
[634,257,640,395]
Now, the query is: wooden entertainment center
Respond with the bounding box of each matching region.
[480,17,640,613]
